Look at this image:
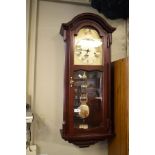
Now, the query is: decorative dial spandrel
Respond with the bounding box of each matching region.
[73,70,103,129]
[74,28,103,65]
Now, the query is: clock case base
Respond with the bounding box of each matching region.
[60,129,114,147]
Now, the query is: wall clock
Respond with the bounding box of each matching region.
[60,13,116,147]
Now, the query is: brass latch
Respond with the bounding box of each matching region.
[70,77,74,87]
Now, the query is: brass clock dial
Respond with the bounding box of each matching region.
[74,28,103,65]
[75,46,100,64]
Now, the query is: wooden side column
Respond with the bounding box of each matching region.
[109,58,129,155]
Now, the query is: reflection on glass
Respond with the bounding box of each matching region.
[73,70,103,129]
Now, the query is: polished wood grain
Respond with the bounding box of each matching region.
[73,65,103,71]
[109,58,129,155]
[60,13,116,147]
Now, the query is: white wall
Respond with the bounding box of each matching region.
[27,1,128,155]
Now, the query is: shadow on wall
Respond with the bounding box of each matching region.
[34,112,109,150]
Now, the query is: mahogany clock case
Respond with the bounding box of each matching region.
[60,13,116,147]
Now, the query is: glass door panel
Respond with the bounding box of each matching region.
[73,70,103,129]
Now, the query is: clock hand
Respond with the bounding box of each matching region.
[83,49,90,58]
[86,49,90,53]
[84,54,89,58]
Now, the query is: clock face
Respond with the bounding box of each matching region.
[74,28,103,65]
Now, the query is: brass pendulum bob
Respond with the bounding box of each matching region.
[78,94,89,119]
